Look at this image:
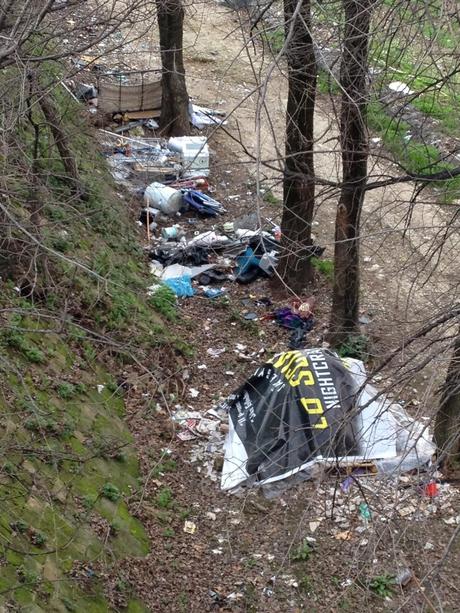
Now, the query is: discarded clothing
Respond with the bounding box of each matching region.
[221,349,435,493]
[234,247,261,284]
[271,307,306,328]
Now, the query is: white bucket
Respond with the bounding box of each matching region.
[144,182,183,215]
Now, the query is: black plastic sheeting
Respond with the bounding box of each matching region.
[221,348,361,489]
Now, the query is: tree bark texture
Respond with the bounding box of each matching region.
[435,328,460,464]
[278,0,317,293]
[38,92,84,198]
[157,0,190,136]
[329,0,373,346]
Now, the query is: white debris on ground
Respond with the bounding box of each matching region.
[171,405,460,534]
[309,474,460,531]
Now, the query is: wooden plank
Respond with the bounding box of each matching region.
[126,109,161,120]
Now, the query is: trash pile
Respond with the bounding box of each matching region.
[72,62,327,343]
[80,67,327,350]
[100,133,210,187]
[220,348,435,493]
[137,162,291,298]
[172,349,439,504]
[296,472,459,544]
[147,223,283,298]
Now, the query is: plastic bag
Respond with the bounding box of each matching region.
[164,276,194,297]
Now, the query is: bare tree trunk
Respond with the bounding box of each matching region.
[277,0,317,293]
[26,78,43,230]
[38,92,85,198]
[329,0,373,347]
[156,0,189,136]
[435,328,460,465]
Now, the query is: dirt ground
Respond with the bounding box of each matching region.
[81,2,460,611]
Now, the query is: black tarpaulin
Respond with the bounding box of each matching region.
[221,348,360,489]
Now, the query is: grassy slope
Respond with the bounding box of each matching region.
[0,68,180,611]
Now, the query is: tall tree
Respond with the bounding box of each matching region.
[329,0,374,346]
[156,0,190,136]
[277,0,317,293]
[435,327,460,465]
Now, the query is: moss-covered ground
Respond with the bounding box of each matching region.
[0,63,181,611]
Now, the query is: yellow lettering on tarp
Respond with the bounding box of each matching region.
[272,352,315,388]
[280,353,302,375]
[271,351,301,370]
[301,398,323,414]
[288,368,314,387]
[300,398,329,429]
[314,416,328,429]
[285,358,308,378]
[269,353,328,428]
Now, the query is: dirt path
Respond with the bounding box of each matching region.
[180,3,459,391]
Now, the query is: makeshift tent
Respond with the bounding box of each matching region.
[221,348,434,492]
[98,80,162,114]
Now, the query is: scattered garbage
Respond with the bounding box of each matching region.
[196,270,228,285]
[145,118,159,130]
[151,243,210,267]
[139,207,160,226]
[112,119,149,134]
[187,231,231,248]
[159,262,215,296]
[207,347,226,358]
[388,81,414,96]
[203,288,226,299]
[395,568,413,587]
[220,348,435,493]
[75,83,97,102]
[358,502,372,522]
[234,235,280,283]
[169,176,209,191]
[162,225,184,240]
[423,480,439,497]
[183,520,197,534]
